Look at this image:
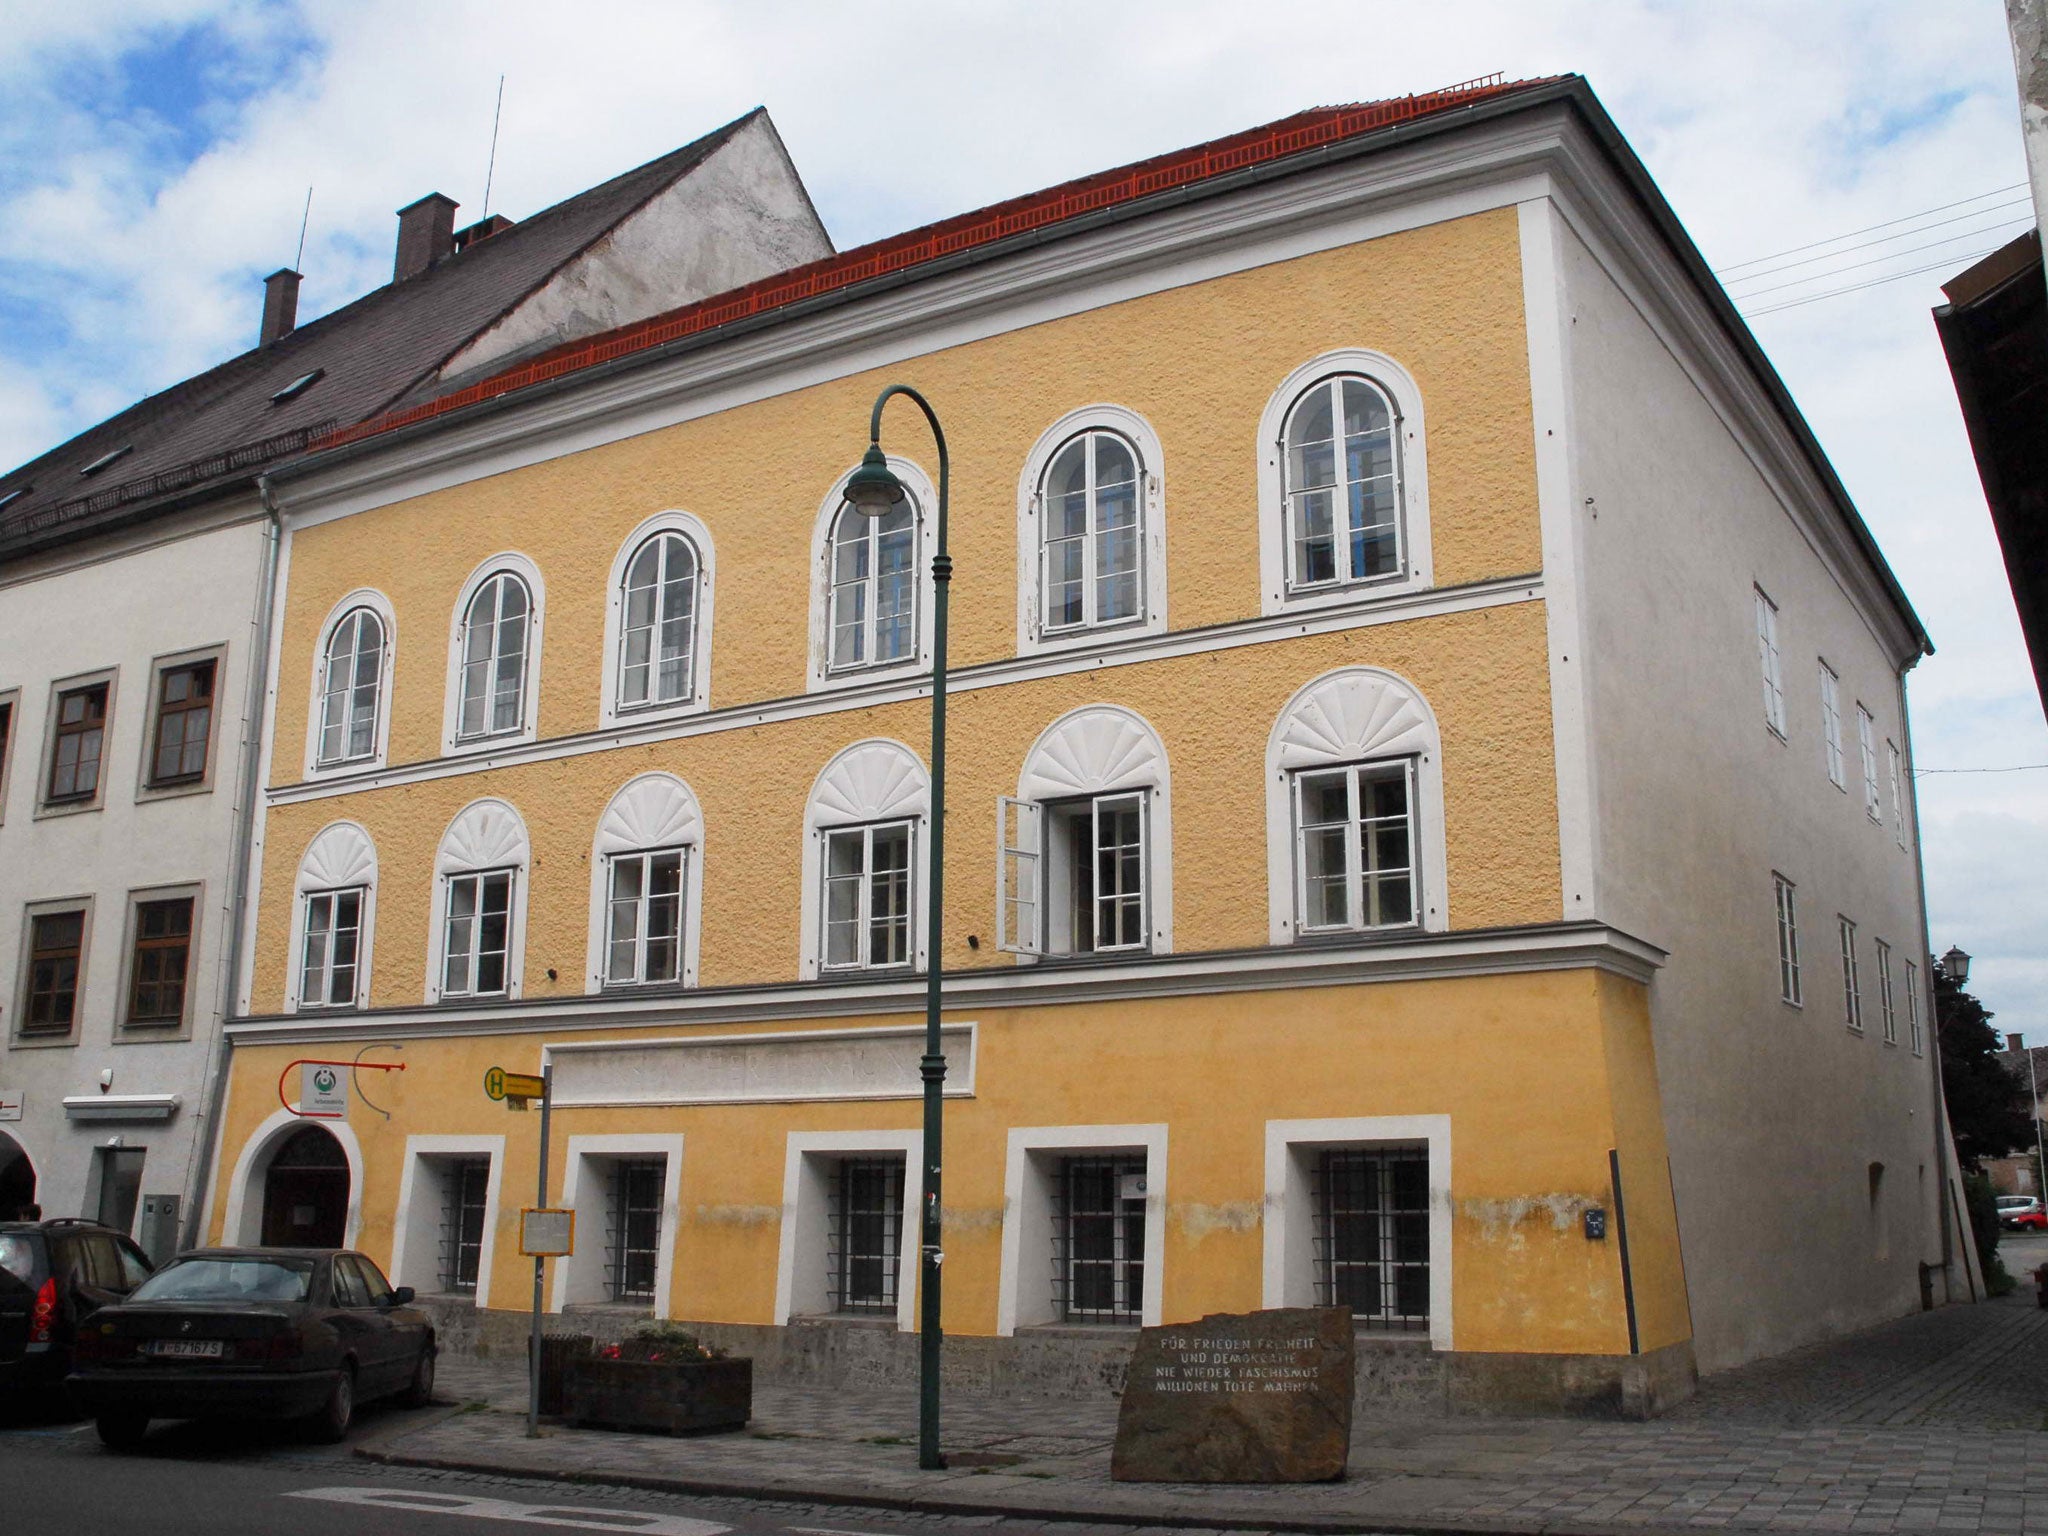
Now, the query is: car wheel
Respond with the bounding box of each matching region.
[96,1414,149,1452]
[399,1343,437,1408]
[308,1363,355,1443]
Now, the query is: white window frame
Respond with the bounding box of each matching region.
[1876,939,1897,1046]
[425,798,530,1003]
[997,705,1171,958]
[1887,741,1906,848]
[1856,705,1879,821]
[1818,660,1844,789]
[442,554,545,754]
[1264,667,1448,943]
[1290,759,1421,936]
[995,1123,1166,1335]
[799,740,930,980]
[806,458,937,694]
[1016,405,1167,653]
[549,1134,684,1317]
[1839,915,1862,1032]
[1906,960,1924,1056]
[585,773,704,992]
[773,1129,922,1332]
[598,512,715,729]
[819,819,917,973]
[1257,349,1432,617]
[1755,586,1785,738]
[390,1135,505,1308]
[288,821,378,1012]
[1261,1114,1453,1350]
[1773,872,1802,1007]
[306,589,396,778]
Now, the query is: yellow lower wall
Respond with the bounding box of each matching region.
[212,966,1685,1359]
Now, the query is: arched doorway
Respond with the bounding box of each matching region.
[260,1125,349,1247]
[0,1130,34,1219]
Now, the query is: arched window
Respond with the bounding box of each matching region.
[1263,666,1447,944]
[828,496,918,673]
[997,705,1173,958]
[618,534,699,710]
[455,572,533,741]
[317,609,386,767]
[290,821,378,1012]
[799,740,930,979]
[1257,351,1430,615]
[1040,430,1142,633]
[427,799,530,1003]
[1282,375,1402,591]
[587,773,704,991]
[307,589,395,775]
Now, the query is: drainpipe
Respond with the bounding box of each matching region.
[179,477,284,1251]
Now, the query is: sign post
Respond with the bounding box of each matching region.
[487,1062,557,1438]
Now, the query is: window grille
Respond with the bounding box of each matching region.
[439,1158,490,1293]
[606,1158,663,1303]
[1314,1147,1430,1330]
[1052,1155,1146,1324]
[829,1158,904,1314]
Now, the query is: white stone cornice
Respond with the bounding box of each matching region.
[223,918,1667,1047]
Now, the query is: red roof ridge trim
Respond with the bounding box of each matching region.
[316,74,1546,454]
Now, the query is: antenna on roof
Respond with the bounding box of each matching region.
[294,186,313,272]
[482,75,506,218]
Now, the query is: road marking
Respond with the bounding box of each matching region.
[287,1486,731,1535]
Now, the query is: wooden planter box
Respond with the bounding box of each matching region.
[564,1355,752,1435]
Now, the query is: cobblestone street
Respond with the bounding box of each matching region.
[401,1272,2048,1536]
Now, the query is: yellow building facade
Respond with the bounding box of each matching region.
[205,81,1937,1415]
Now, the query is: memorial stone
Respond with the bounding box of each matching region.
[1110,1306,1354,1482]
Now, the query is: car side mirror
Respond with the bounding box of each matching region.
[389,1286,414,1306]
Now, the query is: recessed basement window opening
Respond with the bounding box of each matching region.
[0,485,29,511]
[79,446,132,478]
[271,368,326,405]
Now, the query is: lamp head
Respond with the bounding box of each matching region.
[1941,945,1972,986]
[843,443,906,519]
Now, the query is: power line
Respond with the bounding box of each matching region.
[1715,182,2028,274]
[1721,198,2031,285]
[1914,763,2048,775]
[1727,216,2033,302]
[1740,247,2004,318]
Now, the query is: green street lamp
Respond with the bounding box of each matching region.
[846,385,950,1472]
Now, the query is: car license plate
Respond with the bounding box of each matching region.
[151,1339,223,1358]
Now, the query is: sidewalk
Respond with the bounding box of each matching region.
[373,1291,2048,1536]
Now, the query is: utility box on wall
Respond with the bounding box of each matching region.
[139,1193,181,1266]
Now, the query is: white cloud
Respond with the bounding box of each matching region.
[0,0,2040,1019]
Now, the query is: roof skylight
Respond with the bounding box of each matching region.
[0,485,29,511]
[79,446,132,478]
[270,368,326,405]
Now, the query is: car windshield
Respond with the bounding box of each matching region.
[130,1257,314,1303]
[1999,1197,2032,1208]
[0,1234,37,1289]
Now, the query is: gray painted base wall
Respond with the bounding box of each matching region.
[420,1299,1697,1421]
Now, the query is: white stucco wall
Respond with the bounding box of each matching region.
[0,508,269,1252]
[1545,211,1945,1372]
[442,113,834,381]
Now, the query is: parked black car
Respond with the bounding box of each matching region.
[0,1218,155,1404]
[67,1247,435,1448]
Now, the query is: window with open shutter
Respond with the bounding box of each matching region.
[996,796,1042,955]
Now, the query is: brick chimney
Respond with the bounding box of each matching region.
[394,193,459,282]
[2011,1033,2027,1054]
[259,268,301,347]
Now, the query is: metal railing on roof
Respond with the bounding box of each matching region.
[0,419,338,546]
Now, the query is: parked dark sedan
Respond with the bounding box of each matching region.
[67,1247,434,1448]
[1,1218,155,1404]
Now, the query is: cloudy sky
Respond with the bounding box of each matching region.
[1,1,2042,1025]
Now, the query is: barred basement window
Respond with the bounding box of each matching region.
[607,1159,663,1303]
[1052,1155,1146,1325]
[829,1158,904,1314]
[1315,1147,1430,1330]
[439,1158,490,1293]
